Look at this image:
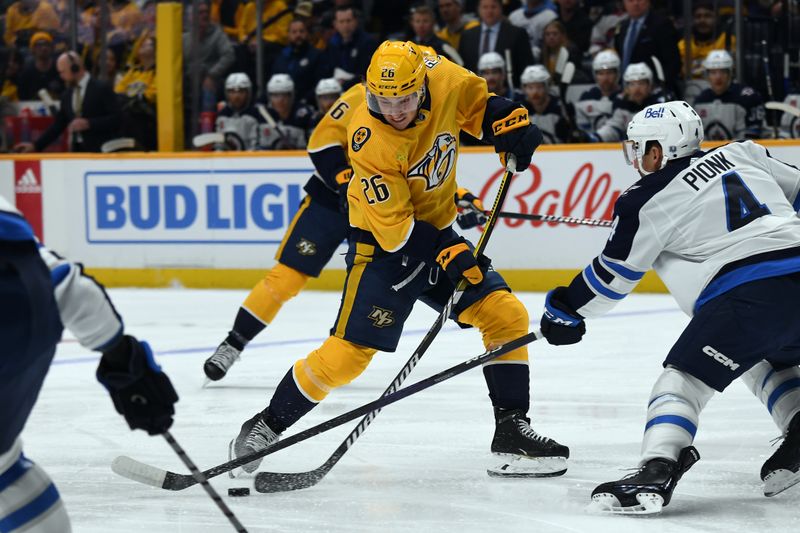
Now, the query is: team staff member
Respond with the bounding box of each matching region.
[229,42,569,479]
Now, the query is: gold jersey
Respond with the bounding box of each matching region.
[307,83,366,155]
[346,55,488,253]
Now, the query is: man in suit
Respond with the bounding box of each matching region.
[613,0,681,95]
[16,52,121,153]
[459,0,535,86]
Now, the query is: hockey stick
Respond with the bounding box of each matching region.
[493,211,613,227]
[765,101,800,118]
[251,157,519,492]
[111,328,543,491]
[162,431,249,532]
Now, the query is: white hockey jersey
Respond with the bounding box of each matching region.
[693,83,765,140]
[575,86,618,131]
[562,141,800,317]
[215,106,261,150]
[779,93,800,139]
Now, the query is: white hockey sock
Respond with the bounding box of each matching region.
[740,361,800,433]
[640,367,714,465]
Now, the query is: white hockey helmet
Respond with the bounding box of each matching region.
[623,62,653,84]
[478,51,505,73]
[702,49,734,72]
[315,77,342,97]
[267,73,295,95]
[592,49,621,73]
[623,101,704,175]
[520,64,551,86]
[225,72,252,91]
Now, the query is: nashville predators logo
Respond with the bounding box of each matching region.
[368,306,395,328]
[296,238,317,256]
[352,127,371,152]
[408,132,457,191]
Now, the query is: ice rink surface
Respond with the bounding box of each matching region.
[25,289,800,532]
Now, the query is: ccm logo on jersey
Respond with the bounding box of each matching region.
[644,107,665,118]
[702,345,740,371]
[368,306,395,328]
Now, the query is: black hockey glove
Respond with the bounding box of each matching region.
[335,167,354,214]
[540,287,586,346]
[491,107,543,171]
[455,187,487,230]
[96,335,179,435]
[436,236,492,286]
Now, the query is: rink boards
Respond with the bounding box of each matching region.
[2,141,799,291]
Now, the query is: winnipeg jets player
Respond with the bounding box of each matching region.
[216,72,261,150]
[519,64,568,144]
[575,49,621,132]
[539,101,800,514]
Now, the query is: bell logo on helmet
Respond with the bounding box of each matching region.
[644,107,665,119]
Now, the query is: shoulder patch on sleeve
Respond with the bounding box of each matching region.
[352,126,371,152]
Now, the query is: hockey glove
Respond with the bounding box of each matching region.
[335,167,353,214]
[436,236,485,285]
[541,287,586,346]
[96,335,179,435]
[491,107,543,171]
[455,187,487,230]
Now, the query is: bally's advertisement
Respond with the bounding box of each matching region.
[2,141,799,290]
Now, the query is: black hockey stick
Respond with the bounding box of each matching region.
[111,329,543,491]
[251,157,519,492]
[162,431,249,532]
[492,211,613,227]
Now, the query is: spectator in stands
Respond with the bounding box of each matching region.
[436,0,478,51]
[589,0,625,56]
[98,47,123,85]
[324,5,378,89]
[272,18,329,106]
[15,51,121,153]
[477,52,520,101]
[256,73,314,150]
[3,0,59,48]
[1,48,24,103]
[540,19,589,82]
[459,0,535,86]
[410,4,462,65]
[508,0,558,60]
[581,61,666,142]
[556,0,592,53]
[693,49,764,141]
[17,32,64,100]
[115,35,156,150]
[678,0,734,80]
[215,72,260,150]
[238,0,292,74]
[519,64,569,143]
[313,77,342,120]
[106,0,143,46]
[211,0,246,41]
[183,0,235,97]
[613,0,680,94]
[574,48,620,132]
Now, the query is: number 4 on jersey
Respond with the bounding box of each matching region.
[722,171,771,232]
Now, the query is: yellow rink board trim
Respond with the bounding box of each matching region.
[85,268,667,293]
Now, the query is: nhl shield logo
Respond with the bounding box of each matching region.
[352,127,371,152]
[368,306,395,328]
[296,238,317,256]
[408,132,457,190]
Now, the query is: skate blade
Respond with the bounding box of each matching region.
[202,377,212,389]
[227,439,261,478]
[763,468,800,497]
[586,492,664,515]
[487,453,568,478]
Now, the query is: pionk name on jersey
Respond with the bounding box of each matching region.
[681,152,736,192]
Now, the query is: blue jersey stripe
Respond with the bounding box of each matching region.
[767,378,800,413]
[0,483,60,531]
[644,415,698,438]
[762,368,776,391]
[0,211,35,242]
[600,255,645,281]
[0,454,32,492]
[583,266,626,300]
[50,263,71,287]
[695,256,800,312]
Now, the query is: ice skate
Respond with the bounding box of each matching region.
[487,408,569,477]
[228,412,280,477]
[762,412,800,497]
[204,340,241,382]
[588,446,699,515]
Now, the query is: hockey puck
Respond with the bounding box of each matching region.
[228,487,250,497]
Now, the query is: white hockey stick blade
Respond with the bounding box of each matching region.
[763,468,800,497]
[765,101,800,118]
[192,132,224,148]
[586,492,664,515]
[555,47,569,75]
[650,55,665,83]
[487,453,568,478]
[560,62,575,86]
[112,455,168,488]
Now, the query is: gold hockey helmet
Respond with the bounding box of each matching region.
[366,41,427,116]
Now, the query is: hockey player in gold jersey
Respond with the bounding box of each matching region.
[230,41,569,478]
